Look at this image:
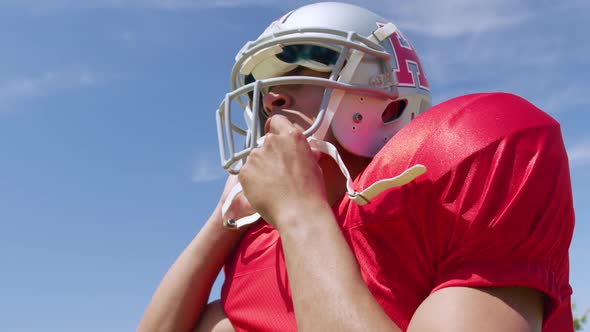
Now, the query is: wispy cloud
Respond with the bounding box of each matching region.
[192,154,225,183]
[93,0,277,10]
[145,0,278,9]
[0,0,546,38]
[3,0,282,12]
[413,0,585,115]
[568,139,590,167]
[558,0,590,11]
[540,86,590,115]
[0,68,97,110]
[381,0,531,38]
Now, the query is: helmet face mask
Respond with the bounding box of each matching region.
[216,2,431,173]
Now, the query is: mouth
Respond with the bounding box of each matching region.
[264,110,315,134]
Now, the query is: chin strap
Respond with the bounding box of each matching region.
[221,182,261,229]
[307,138,427,205]
[221,138,426,230]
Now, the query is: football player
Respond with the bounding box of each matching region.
[139,2,575,331]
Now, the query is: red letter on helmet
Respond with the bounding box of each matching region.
[379,24,430,91]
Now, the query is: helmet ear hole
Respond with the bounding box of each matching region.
[381,99,407,123]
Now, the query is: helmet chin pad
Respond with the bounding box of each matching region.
[331,93,421,157]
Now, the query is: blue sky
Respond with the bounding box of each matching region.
[0,0,588,331]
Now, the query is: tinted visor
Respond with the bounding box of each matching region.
[245,44,340,84]
[276,44,339,66]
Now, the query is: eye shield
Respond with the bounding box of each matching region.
[243,44,340,84]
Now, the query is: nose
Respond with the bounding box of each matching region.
[262,91,292,115]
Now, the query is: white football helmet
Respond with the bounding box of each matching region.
[216,2,431,173]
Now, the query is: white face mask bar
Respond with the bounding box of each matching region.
[216,76,399,173]
[217,25,399,174]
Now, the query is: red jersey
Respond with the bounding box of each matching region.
[221,92,575,331]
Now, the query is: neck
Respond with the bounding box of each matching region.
[319,149,372,206]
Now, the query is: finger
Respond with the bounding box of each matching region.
[265,114,296,135]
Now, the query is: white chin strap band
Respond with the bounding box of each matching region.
[222,137,426,229]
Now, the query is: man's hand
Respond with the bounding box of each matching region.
[238,115,328,229]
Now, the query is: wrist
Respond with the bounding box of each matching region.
[273,199,334,234]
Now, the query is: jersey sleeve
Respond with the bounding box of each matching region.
[429,116,574,326]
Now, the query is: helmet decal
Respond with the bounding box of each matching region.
[378,23,430,91]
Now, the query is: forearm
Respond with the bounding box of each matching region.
[138,205,242,332]
[275,204,401,332]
